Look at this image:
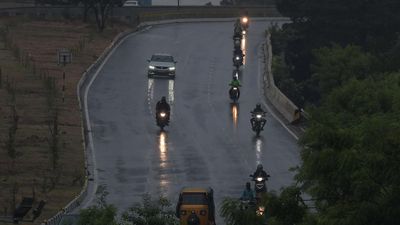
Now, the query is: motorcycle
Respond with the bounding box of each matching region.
[250,112,266,136]
[156,110,169,130]
[232,69,240,80]
[234,36,241,49]
[229,86,240,102]
[233,54,243,69]
[240,16,249,32]
[250,174,267,194]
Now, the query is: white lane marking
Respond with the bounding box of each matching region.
[82,26,151,208]
[257,44,299,141]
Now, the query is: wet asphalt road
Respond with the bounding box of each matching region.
[87,21,300,219]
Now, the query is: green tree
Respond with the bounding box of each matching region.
[78,186,118,225]
[220,197,266,225]
[273,0,400,104]
[311,45,376,98]
[298,74,400,225]
[78,205,117,225]
[120,194,179,225]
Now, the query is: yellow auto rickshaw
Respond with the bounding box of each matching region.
[175,187,215,225]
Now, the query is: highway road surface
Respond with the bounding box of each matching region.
[85,20,300,222]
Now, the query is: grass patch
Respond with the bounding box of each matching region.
[0,17,130,224]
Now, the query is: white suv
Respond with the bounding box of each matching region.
[147,54,177,79]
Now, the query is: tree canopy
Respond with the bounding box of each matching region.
[297,73,400,225]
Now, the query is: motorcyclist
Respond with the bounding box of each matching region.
[240,182,255,202]
[233,49,244,68]
[229,76,241,98]
[156,96,170,123]
[234,18,242,36]
[250,104,266,130]
[252,164,269,180]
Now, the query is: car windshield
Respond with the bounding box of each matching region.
[181,193,208,205]
[151,55,174,62]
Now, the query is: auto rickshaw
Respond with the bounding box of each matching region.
[176,187,216,225]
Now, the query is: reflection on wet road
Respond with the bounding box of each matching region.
[230,103,239,128]
[241,35,247,65]
[158,131,170,194]
[255,137,263,166]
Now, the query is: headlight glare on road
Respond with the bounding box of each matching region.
[168,66,175,71]
[149,65,155,70]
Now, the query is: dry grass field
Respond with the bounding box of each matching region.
[0,17,130,225]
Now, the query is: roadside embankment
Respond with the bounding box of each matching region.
[0,17,130,225]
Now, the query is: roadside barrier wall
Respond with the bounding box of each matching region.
[263,31,301,123]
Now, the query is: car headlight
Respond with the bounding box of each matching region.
[168,66,175,71]
[256,114,262,119]
[148,65,155,70]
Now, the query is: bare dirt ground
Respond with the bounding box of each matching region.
[0,17,130,225]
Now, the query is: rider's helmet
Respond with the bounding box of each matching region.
[161,96,167,103]
[233,76,238,81]
[257,164,263,171]
[246,182,251,189]
[256,104,262,110]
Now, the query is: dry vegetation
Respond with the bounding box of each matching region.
[0,17,130,225]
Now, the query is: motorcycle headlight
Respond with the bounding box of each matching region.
[256,206,265,216]
[168,66,175,71]
[242,17,248,23]
[256,177,263,181]
[148,65,155,70]
[233,87,238,90]
[256,114,262,119]
[242,30,246,35]
[160,112,166,117]
[236,56,240,60]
